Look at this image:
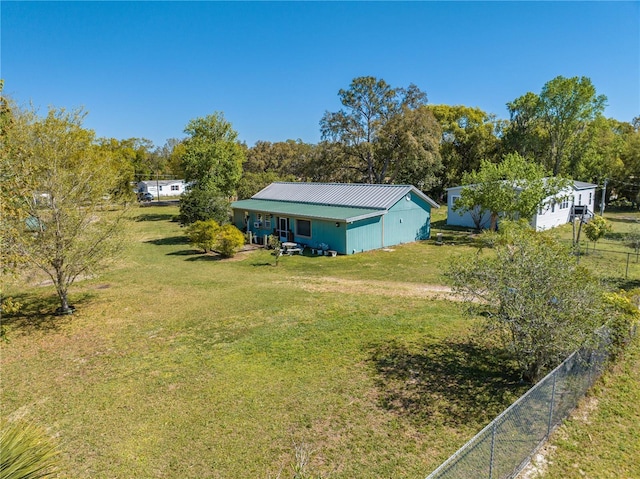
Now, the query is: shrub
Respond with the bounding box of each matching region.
[178,187,230,226]
[0,419,60,479]
[603,290,640,359]
[185,219,220,253]
[216,225,245,258]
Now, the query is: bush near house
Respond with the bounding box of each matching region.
[185,219,244,257]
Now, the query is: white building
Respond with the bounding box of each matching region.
[137,179,186,198]
[446,180,597,231]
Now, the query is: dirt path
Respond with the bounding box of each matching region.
[278,276,460,300]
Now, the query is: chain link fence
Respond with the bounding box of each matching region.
[425,333,610,479]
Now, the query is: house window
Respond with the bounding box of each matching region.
[296,219,311,237]
[159,185,163,191]
[171,185,179,191]
[264,215,272,229]
[578,194,582,205]
[551,201,555,213]
[451,195,460,207]
[589,192,592,204]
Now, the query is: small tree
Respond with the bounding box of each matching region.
[268,235,282,266]
[185,219,220,253]
[583,215,611,250]
[447,225,605,382]
[2,105,130,314]
[455,153,570,230]
[215,224,245,258]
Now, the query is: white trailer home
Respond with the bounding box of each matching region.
[446,180,597,231]
[137,180,186,198]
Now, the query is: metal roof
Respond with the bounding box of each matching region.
[447,179,598,192]
[231,199,385,223]
[252,182,439,209]
[573,181,597,190]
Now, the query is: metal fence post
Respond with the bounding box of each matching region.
[489,422,497,479]
[547,370,557,437]
[626,252,630,279]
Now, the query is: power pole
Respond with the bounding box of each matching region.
[600,178,608,216]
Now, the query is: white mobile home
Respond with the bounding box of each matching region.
[447,180,597,231]
[137,180,186,198]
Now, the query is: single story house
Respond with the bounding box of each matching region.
[446,180,597,231]
[137,179,186,198]
[230,182,439,255]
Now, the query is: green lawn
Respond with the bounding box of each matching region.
[2,205,524,478]
[537,333,640,478]
[2,206,638,478]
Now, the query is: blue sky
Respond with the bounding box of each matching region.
[2,1,639,148]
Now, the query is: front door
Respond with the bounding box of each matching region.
[277,217,289,241]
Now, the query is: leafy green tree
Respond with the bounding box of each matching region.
[97,137,155,182]
[447,225,606,382]
[503,91,548,161]
[236,171,283,200]
[566,116,626,184]
[1,105,128,314]
[244,139,312,178]
[455,153,571,230]
[153,138,187,179]
[618,121,640,205]
[181,112,244,196]
[320,76,440,186]
[376,105,443,191]
[429,104,502,191]
[179,113,244,225]
[178,187,230,226]
[298,141,352,183]
[583,216,611,250]
[505,76,607,176]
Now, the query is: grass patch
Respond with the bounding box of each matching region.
[538,333,640,478]
[2,204,637,478]
[0,205,493,478]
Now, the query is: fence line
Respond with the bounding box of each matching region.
[425,333,610,479]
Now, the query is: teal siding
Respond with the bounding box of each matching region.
[300,219,346,253]
[383,194,431,247]
[232,190,433,254]
[346,216,383,254]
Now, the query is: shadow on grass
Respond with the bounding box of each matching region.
[2,292,94,334]
[607,216,640,224]
[369,339,529,428]
[185,254,225,262]
[604,232,629,241]
[135,213,176,222]
[601,278,640,291]
[146,236,190,246]
[167,249,204,256]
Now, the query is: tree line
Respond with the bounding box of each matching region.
[83,75,639,208]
